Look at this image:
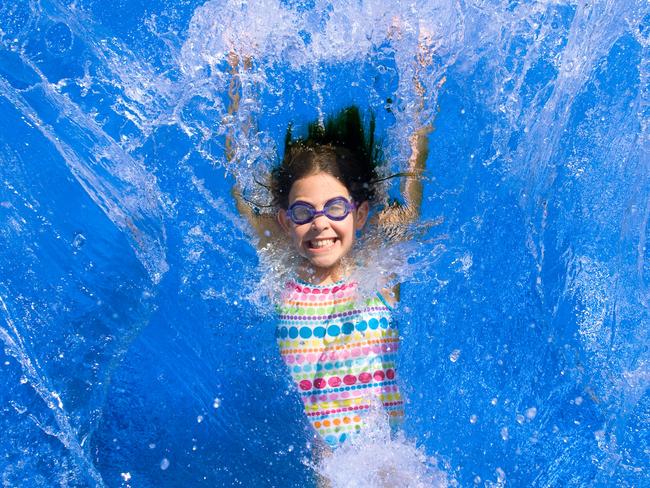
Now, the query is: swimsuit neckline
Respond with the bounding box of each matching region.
[292,276,349,288]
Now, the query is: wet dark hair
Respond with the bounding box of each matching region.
[270,106,381,209]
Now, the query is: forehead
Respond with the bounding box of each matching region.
[288,172,350,203]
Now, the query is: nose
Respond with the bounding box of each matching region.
[310,214,330,231]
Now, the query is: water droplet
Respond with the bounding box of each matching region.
[525,407,537,420]
[148,443,156,449]
[500,427,509,441]
[120,472,131,481]
[160,458,170,470]
[72,233,86,250]
[213,398,221,408]
[197,415,203,423]
[469,414,478,424]
[449,349,461,362]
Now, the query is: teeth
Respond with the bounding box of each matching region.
[311,239,335,248]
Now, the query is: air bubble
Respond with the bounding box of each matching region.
[160,458,170,470]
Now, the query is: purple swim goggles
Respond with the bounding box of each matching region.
[286,196,356,225]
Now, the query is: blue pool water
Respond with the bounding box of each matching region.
[1,0,648,486]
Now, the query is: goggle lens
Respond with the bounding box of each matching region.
[290,204,314,223]
[325,200,348,218]
[287,197,355,225]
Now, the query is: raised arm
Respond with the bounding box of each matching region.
[373,29,437,304]
[373,142,430,239]
[387,124,432,223]
[226,53,282,248]
[375,41,434,230]
[372,124,431,305]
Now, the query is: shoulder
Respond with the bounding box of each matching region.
[377,283,400,309]
[275,279,305,317]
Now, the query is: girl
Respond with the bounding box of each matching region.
[227,54,431,463]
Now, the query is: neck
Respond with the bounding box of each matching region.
[297,261,349,286]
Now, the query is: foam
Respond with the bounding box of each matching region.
[315,402,449,488]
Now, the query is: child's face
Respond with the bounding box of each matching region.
[277,172,369,276]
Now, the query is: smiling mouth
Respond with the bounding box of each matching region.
[308,238,338,249]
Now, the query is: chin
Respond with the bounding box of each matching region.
[309,258,340,270]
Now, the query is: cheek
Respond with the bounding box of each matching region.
[290,226,307,245]
[335,221,355,242]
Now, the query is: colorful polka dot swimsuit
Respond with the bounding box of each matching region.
[276,278,404,449]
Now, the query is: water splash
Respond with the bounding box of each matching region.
[316,403,449,488]
[0,0,170,283]
[179,0,463,191]
[0,0,648,486]
[0,295,106,487]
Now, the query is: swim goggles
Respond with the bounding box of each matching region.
[286,196,356,225]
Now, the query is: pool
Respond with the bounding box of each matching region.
[0,0,648,486]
